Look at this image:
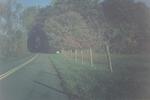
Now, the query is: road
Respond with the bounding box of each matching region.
[0,54,69,100]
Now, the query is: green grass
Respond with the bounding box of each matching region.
[50,54,150,100]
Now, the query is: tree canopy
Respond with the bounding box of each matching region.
[26,0,150,53]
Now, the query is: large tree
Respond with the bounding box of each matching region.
[102,0,150,53]
[0,0,28,58]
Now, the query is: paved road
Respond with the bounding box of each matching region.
[0,54,69,100]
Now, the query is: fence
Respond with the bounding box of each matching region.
[62,47,113,72]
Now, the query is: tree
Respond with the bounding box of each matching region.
[102,0,150,53]
[0,0,28,58]
[22,7,39,32]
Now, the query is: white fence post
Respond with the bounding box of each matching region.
[90,48,93,67]
[81,50,84,64]
[71,50,73,58]
[75,49,77,62]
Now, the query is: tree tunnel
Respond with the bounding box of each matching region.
[27,25,58,53]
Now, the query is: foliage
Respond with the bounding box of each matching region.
[44,11,93,49]
[22,7,39,31]
[0,1,29,59]
[29,0,150,54]
[3,0,148,55]
[102,0,150,53]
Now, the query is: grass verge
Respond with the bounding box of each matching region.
[50,54,150,100]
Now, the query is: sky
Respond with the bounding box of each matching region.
[17,0,149,7]
[18,0,52,7]
[136,0,150,6]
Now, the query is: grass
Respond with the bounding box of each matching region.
[50,54,150,100]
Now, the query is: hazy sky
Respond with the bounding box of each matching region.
[17,0,149,7]
[136,0,150,6]
[18,0,52,7]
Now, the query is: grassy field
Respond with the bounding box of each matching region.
[50,54,150,100]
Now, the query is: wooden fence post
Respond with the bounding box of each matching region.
[105,44,113,72]
[90,48,93,67]
[61,50,64,55]
[81,50,84,64]
[71,50,73,58]
[75,49,77,62]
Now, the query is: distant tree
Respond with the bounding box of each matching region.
[0,0,28,58]
[22,7,39,32]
